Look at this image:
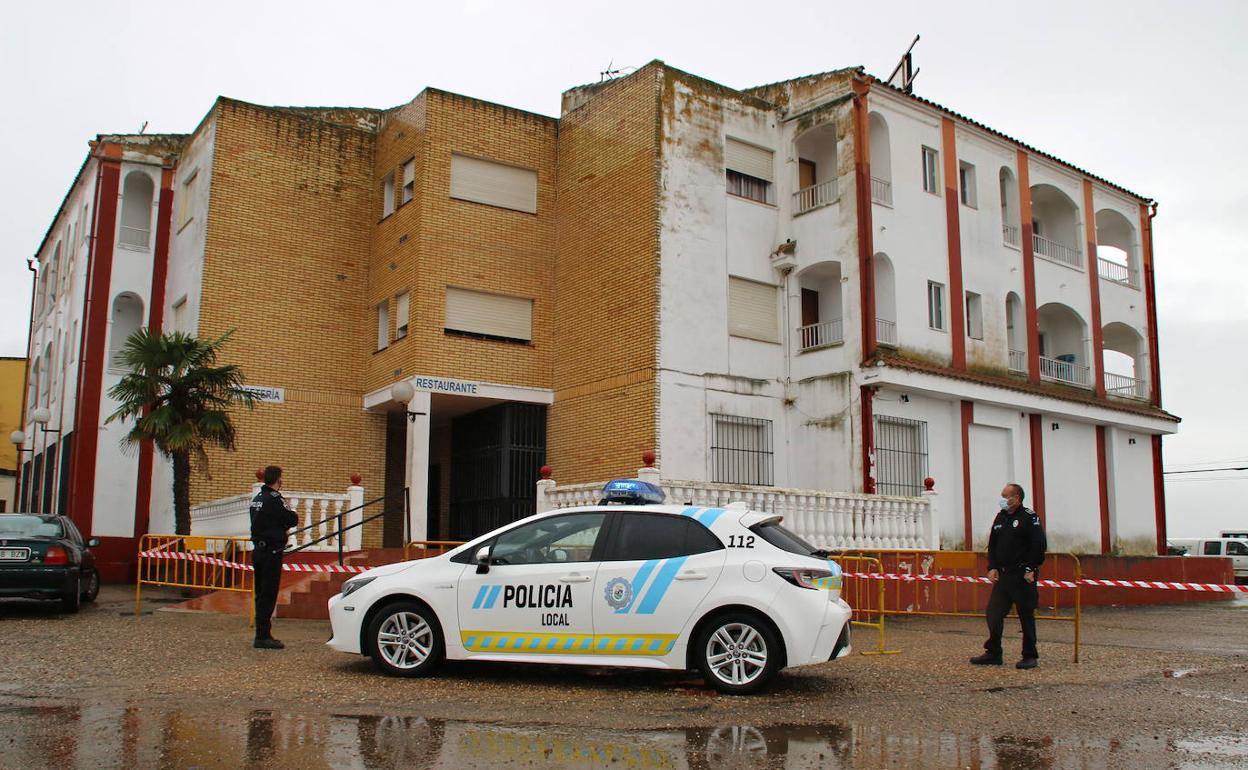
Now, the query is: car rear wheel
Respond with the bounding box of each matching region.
[61,577,81,614]
[366,601,444,678]
[80,569,100,603]
[695,612,780,695]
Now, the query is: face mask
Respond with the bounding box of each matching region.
[998,497,1010,511]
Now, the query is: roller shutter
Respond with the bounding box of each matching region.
[450,155,538,214]
[445,287,533,342]
[724,138,774,182]
[728,277,779,343]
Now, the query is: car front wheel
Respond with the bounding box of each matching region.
[695,612,780,695]
[366,601,444,678]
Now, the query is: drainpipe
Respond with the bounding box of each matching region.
[16,258,37,509]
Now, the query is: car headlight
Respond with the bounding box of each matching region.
[340,576,377,598]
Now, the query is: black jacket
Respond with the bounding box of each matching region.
[250,485,299,549]
[987,505,1046,573]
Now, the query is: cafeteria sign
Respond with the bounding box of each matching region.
[239,385,285,404]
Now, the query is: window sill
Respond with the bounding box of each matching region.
[729,333,781,345]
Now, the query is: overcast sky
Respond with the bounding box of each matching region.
[2,0,1244,538]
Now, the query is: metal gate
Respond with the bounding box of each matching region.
[874,415,928,496]
[450,402,546,539]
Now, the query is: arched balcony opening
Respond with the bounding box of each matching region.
[1095,209,1139,288]
[793,124,839,214]
[109,293,145,371]
[999,167,1020,247]
[796,261,844,351]
[120,172,155,249]
[1103,322,1148,400]
[1029,184,1083,269]
[1037,302,1090,388]
[873,253,897,347]
[1005,292,1026,373]
[868,113,892,206]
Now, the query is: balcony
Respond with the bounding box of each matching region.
[119,225,150,250]
[1039,355,1091,388]
[871,177,892,206]
[876,318,897,347]
[793,179,839,215]
[1008,349,1026,373]
[1033,234,1082,269]
[799,319,843,351]
[1002,224,1020,248]
[1105,372,1148,400]
[1097,257,1139,289]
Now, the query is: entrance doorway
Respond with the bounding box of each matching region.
[449,402,546,540]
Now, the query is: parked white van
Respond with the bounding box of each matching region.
[1168,538,1248,584]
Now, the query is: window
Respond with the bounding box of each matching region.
[874,415,929,496]
[1227,541,1248,556]
[450,154,538,214]
[490,512,605,565]
[965,291,983,340]
[752,521,819,557]
[959,161,977,208]
[724,138,774,205]
[395,291,410,340]
[727,276,779,343]
[177,170,198,231]
[921,146,940,195]
[605,513,724,561]
[1203,541,1222,556]
[927,281,946,331]
[376,300,389,350]
[710,413,774,486]
[400,159,415,205]
[109,293,144,371]
[171,296,188,334]
[444,287,532,343]
[381,173,395,218]
[120,172,154,249]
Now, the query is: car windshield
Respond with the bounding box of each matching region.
[0,516,63,538]
[751,520,822,557]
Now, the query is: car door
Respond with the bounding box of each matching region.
[592,511,727,658]
[456,511,606,657]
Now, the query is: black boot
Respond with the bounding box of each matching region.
[254,638,285,649]
[969,652,1003,665]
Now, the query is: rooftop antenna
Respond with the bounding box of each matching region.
[599,59,622,82]
[138,120,148,135]
[886,35,921,94]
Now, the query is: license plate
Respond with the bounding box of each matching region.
[0,548,30,561]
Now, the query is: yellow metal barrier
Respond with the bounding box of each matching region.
[136,534,255,626]
[403,540,465,561]
[835,555,899,655]
[835,549,1081,662]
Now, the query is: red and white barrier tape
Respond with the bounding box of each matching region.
[138,550,368,574]
[842,571,1248,593]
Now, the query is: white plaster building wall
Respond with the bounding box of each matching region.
[1029,161,1094,373]
[1105,426,1157,554]
[787,374,855,492]
[868,93,952,362]
[1039,415,1100,554]
[966,403,1032,548]
[1091,187,1151,393]
[149,117,217,533]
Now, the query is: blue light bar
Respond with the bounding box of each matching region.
[599,479,666,505]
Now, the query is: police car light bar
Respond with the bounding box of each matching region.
[599,479,666,505]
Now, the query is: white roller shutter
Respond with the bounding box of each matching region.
[445,287,533,342]
[450,154,538,214]
[728,277,779,343]
[725,138,774,182]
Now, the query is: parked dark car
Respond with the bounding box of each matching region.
[0,514,100,612]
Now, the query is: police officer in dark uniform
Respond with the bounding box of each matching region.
[250,465,298,649]
[970,482,1047,669]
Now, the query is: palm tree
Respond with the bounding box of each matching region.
[106,329,256,535]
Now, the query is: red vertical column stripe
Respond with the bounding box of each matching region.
[1096,425,1111,554]
[860,385,874,494]
[1017,152,1040,384]
[942,119,967,370]
[1028,413,1046,521]
[1139,203,1162,407]
[853,79,877,361]
[1083,180,1106,397]
[1152,435,1167,555]
[960,400,974,548]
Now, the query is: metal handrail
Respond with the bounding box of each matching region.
[286,495,387,564]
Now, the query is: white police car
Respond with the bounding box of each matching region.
[327,480,852,694]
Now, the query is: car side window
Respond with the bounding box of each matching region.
[1226,541,1247,556]
[604,513,724,561]
[1204,541,1222,556]
[490,513,605,566]
[62,519,84,545]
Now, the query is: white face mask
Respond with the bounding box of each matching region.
[998,497,1010,511]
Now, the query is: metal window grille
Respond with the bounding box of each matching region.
[874,415,928,496]
[710,414,774,486]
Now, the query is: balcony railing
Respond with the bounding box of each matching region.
[876,318,897,347]
[871,177,892,206]
[1008,349,1027,373]
[1097,257,1138,289]
[119,226,150,249]
[1105,372,1148,400]
[1002,224,1020,248]
[1032,233,1082,269]
[1039,355,1091,388]
[799,319,844,351]
[793,179,839,215]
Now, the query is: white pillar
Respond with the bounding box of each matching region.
[404,390,432,544]
[536,478,555,513]
[346,484,364,552]
[637,465,660,486]
[921,488,939,550]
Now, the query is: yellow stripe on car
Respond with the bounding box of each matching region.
[460,630,678,656]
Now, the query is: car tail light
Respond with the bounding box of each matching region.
[773,567,831,589]
[43,546,69,565]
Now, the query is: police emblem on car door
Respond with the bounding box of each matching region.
[456,512,605,656]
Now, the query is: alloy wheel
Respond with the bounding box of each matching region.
[376,611,434,670]
[704,622,768,686]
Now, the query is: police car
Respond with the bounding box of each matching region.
[327,480,852,694]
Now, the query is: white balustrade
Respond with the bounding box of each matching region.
[1097,257,1138,288]
[1032,233,1083,269]
[1002,224,1020,247]
[871,177,892,206]
[192,483,364,551]
[793,179,839,214]
[1008,349,1027,373]
[1039,355,1091,388]
[1104,372,1148,400]
[799,319,844,351]
[876,318,897,347]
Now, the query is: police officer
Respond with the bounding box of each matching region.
[970,483,1047,669]
[250,465,298,649]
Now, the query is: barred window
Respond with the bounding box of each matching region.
[710,414,774,486]
[874,415,928,496]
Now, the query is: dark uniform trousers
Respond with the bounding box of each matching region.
[253,546,284,640]
[984,569,1040,660]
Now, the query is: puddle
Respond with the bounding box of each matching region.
[0,696,1243,769]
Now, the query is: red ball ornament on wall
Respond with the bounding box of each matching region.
[539,465,552,480]
[923,477,935,491]
[255,468,264,481]
[641,451,656,467]
[351,473,362,485]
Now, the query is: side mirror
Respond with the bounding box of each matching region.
[87,538,100,548]
[475,545,491,574]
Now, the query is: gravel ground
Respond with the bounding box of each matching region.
[0,586,1245,769]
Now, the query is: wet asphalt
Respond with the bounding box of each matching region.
[0,586,1245,769]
